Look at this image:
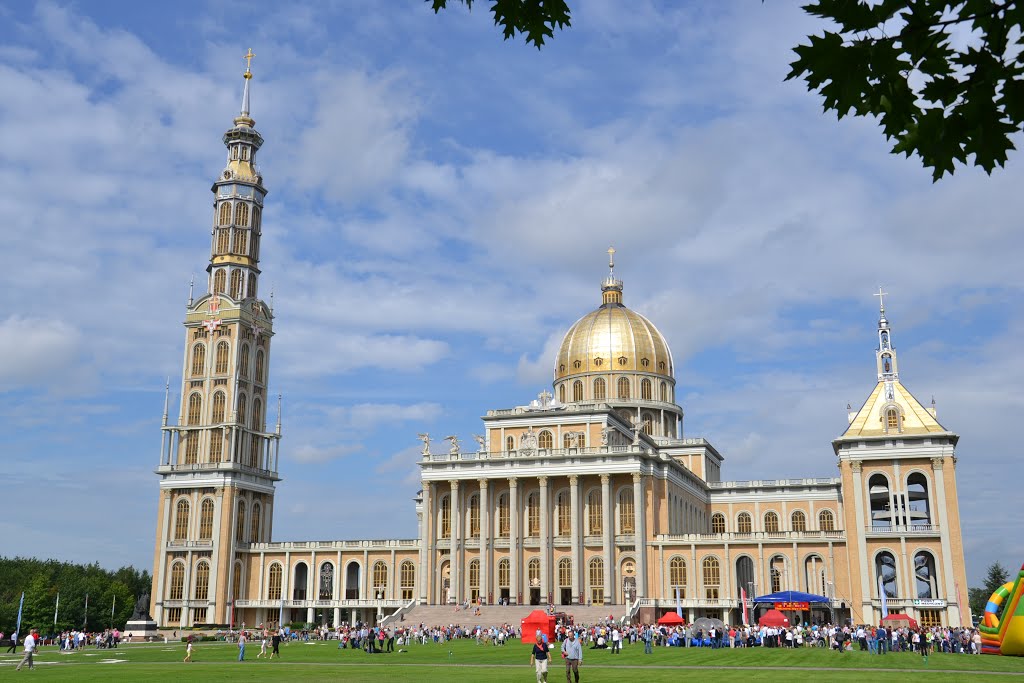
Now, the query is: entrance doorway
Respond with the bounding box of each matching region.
[499,588,510,603]
[530,588,541,605]
[560,588,572,605]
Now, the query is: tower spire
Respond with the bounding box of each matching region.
[874,288,898,382]
[240,48,254,116]
[601,245,623,306]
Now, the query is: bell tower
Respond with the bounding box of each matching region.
[150,50,282,628]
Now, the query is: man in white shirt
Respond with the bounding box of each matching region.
[16,629,38,671]
[610,627,621,654]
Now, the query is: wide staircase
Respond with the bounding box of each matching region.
[393,603,628,629]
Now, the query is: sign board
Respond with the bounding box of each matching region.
[912,599,946,607]
[775,601,810,610]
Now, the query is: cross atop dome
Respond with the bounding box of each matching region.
[602,246,623,305]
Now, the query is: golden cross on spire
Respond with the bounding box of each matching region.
[243,48,255,78]
[607,246,616,272]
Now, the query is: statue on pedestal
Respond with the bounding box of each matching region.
[418,433,431,457]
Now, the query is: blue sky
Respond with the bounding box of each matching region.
[1,1,1021,587]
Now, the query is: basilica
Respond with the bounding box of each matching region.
[149,61,971,631]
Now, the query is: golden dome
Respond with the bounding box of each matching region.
[554,286,674,383]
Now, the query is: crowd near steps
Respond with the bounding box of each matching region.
[387,603,626,629]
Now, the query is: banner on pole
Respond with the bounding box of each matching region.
[54,592,60,626]
[878,575,888,618]
[15,592,25,641]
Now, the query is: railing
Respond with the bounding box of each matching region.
[865,524,940,535]
[167,540,214,548]
[157,461,278,478]
[423,445,655,463]
[233,599,406,609]
[707,478,840,489]
[246,538,419,551]
[656,530,846,542]
[379,598,419,627]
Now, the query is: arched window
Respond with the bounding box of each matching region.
[267,564,283,600]
[252,206,261,230]
[618,488,635,533]
[804,555,827,595]
[527,492,540,535]
[563,432,574,448]
[194,561,211,601]
[711,513,726,534]
[869,473,892,528]
[764,511,780,533]
[659,381,668,402]
[235,202,249,227]
[319,562,334,600]
[292,563,309,601]
[373,561,388,598]
[250,502,261,542]
[641,412,653,434]
[230,269,243,299]
[191,344,206,376]
[907,472,931,526]
[594,378,606,400]
[886,407,899,431]
[818,509,835,531]
[702,557,720,599]
[468,559,480,601]
[440,495,451,538]
[187,393,203,425]
[538,430,553,449]
[400,561,416,600]
[235,229,248,257]
[641,378,652,400]
[174,499,190,541]
[587,490,602,534]
[252,398,263,431]
[497,493,509,537]
[737,512,752,534]
[214,342,229,374]
[219,202,231,226]
[240,344,250,378]
[589,558,604,603]
[169,562,185,600]
[617,377,630,400]
[876,551,898,598]
[669,557,687,597]
[498,559,510,588]
[345,562,361,600]
[791,510,807,532]
[216,229,230,255]
[557,491,570,535]
[558,384,566,403]
[199,499,215,540]
[468,494,480,536]
[232,563,243,600]
[212,392,226,423]
[558,558,572,589]
[506,435,515,452]
[573,380,583,402]
[914,551,938,598]
[528,558,541,587]
[769,555,785,592]
[235,500,246,542]
[214,272,227,299]
[736,556,755,599]
[248,273,257,298]
[882,353,893,374]
[237,394,247,425]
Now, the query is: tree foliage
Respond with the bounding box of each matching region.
[969,561,1012,620]
[788,0,1024,180]
[428,0,571,48]
[0,557,150,635]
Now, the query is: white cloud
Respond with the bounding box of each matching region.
[0,316,81,392]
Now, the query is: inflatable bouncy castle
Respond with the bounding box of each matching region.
[980,563,1024,656]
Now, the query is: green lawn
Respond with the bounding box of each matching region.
[2,639,1023,681]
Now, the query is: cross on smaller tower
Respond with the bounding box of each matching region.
[243,48,255,78]
[607,246,616,273]
[202,318,222,333]
[873,286,888,312]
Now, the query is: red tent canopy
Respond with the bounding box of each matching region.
[657,612,685,626]
[521,610,557,644]
[881,613,919,630]
[758,609,791,627]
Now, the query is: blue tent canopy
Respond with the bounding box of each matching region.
[751,590,830,604]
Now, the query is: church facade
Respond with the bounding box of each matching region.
[150,64,971,631]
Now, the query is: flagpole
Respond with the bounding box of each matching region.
[14,592,25,641]
[84,593,89,630]
[111,594,117,628]
[54,592,60,628]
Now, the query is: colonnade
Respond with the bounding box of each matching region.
[421,472,649,606]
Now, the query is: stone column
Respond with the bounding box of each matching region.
[849,460,873,623]
[449,479,460,604]
[633,473,648,598]
[931,457,961,624]
[420,482,432,603]
[479,478,490,604]
[569,474,580,604]
[509,478,519,604]
[601,474,612,605]
[539,476,549,604]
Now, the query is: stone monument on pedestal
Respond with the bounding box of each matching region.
[124,593,158,641]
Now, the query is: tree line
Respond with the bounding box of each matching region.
[0,557,150,634]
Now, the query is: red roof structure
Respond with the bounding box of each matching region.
[657,612,685,626]
[757,609,791,627]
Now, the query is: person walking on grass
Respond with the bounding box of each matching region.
[270,629,282,659]
[183,637,193,663]
[561,630,583,683]
[15,629,38,671]
[257,629,268,658]
[237,631,246,661]
[530,633,550,683]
